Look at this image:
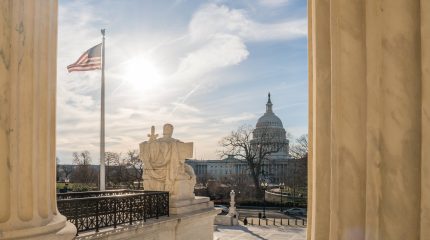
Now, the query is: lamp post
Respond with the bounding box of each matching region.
[280,182,285,212]
[261,181,268,219]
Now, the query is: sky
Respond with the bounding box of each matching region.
[56,0,308,164]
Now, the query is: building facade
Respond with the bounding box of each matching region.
[186,94,306,186]
[250,93,290,160]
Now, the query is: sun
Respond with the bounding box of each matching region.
[123,56,164,91]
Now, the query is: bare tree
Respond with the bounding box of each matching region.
[290,134,308,159]
[219,125,286,197]
[56,157,73,182]
[105,150,143,189]
[71,151,97,184]
[105,152,129,186]
[124,150,143,189]
[61,165,73,181]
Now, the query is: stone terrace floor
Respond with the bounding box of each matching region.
[214,223,306,240]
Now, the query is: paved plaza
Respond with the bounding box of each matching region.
[214,224,306,240]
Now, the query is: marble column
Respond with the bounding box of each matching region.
[308,0,430,239]
[0,0,76,239]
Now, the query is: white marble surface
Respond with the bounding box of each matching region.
[308,0,430,239]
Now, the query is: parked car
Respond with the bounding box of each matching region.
[214,205,229,214]
[283,208,306,216]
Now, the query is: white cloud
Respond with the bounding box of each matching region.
[221,112,257,123]
[172,34,249,81]
[258,0,289,8]
[170,3,306,86]
[171,102,200,113]
[189,4,306,42]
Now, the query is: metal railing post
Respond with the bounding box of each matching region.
[144,195,147,222]
[114,198,117,228]
[129,198,133,225]
[74,202,79,236]
[167,193,170,217]
[156,194,159,219]
[96,200,99,232]
[140,195,144,222]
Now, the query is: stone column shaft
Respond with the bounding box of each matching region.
[308,0,429,239]
[0,0,75,239]
[308,0,332,239]
[420,0,430,238]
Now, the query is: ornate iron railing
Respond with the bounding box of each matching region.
[57,190,169,234]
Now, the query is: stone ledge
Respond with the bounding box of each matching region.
[75,207,219,240]
[169,196,214,215]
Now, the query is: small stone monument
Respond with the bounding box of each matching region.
[228,190,237,217]
[215,190,239,226]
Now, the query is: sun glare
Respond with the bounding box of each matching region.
[123,56,164,91]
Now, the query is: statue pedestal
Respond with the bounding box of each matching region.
[170,196,213,215]
[170,179,196,202]
[170,196,218,240]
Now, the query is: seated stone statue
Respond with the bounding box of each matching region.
[139,124,196,201]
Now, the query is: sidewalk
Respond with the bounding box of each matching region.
[214,222,306,240]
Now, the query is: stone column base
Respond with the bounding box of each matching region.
[0,215,77,240]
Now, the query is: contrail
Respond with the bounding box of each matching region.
[169,83,201,116]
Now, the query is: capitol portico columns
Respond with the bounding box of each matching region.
[0,1,76,239]
[308,0,430,240]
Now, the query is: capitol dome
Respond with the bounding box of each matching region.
[256,93,284,129]
[251,93,289,160]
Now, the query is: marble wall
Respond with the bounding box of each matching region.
[308,0,430,239]
[0,1,75,239]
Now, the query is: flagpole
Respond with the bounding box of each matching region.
[100,29,106,190]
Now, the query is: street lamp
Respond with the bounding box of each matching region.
[279,182,285,212]
[260,181,268,219]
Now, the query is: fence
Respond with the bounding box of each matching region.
[242,216,307,227]
[57,190,169,234]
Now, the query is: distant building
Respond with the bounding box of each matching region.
[251,93,290,160]
[186,155,306,186]
[186,93,307,186]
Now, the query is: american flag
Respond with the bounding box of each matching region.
[67,43,102,72]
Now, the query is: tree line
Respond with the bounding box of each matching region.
[57,150,143,189]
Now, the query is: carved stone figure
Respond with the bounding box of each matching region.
[140,124,196,201]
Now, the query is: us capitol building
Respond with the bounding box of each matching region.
[186,93,306,185]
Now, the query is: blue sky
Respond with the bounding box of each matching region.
[56,0,308,164]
